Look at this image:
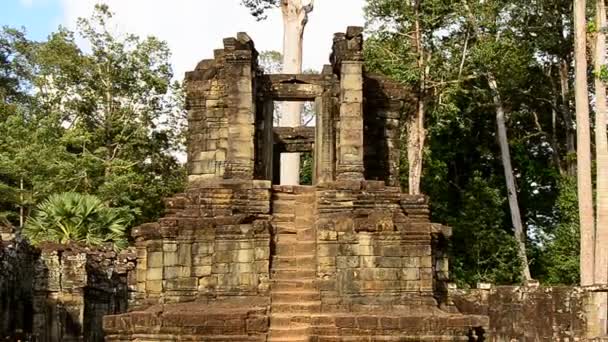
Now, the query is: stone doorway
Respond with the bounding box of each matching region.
[271,100,316,186]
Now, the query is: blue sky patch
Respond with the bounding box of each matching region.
[1,0,62,41]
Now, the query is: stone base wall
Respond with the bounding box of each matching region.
[449,285,589,341]
[0,239,37,339]
[130,180,273,307]
[0,240,134,342]
[315,181,437,312]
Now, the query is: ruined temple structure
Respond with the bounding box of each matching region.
[103,27,489,341]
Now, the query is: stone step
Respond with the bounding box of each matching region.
[272,255,316,269]
[314,336,469,342]
[275,242,316,256]
[271,279,316,291]
[274,234,299,243]
[271,301,321,313]
[267,337,310,342]
[272,222,297,234]
[272,213,295,223]
[272,200,296,214]
[269,313,312,327]
[271,290,321,302]
[269,326,310,338]
[297,227,316,240]
[271,269,316,279]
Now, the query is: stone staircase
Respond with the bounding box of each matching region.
[269,186,319,342]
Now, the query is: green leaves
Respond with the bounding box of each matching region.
[0,5,186,241]
[240,0,280,20]
[366,0,577,285]
[23,192,133,250]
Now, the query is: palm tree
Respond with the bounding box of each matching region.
[23,192,132,249]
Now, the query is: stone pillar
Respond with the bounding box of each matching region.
[223,35,256,180]
[185,33,257,183]
[336,61,364,180]
[33,250,86,342]
[385,101,403,187]
[185,58,228,182]
[314,93,335,184]
[256,98,274,181]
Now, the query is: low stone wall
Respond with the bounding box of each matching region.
[0,239,37,339]
[103,298,269,341]
[315,181,439,312]
[449,285,589,341]
[0,240,135,342]
[129,180,272,307]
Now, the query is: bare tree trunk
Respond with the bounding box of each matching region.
[593,0,608,334]
[488,75,532,282]
[19,177,24,231]
[279,0,313,185]
[407,0,426,195]
[407,101,425,195]
[594,0,608,286]
[460,0,532,282]
[574,0,595,287]
[559,59,577,177]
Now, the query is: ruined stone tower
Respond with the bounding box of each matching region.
[103,27,488,341]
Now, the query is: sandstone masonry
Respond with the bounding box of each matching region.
[102,27,488,342]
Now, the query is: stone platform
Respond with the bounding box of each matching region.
[103,26,488,341]
[103,182,488,341]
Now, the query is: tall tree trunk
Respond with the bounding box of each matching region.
[594,0,608,286]
[461,0,532,281]
[407,100,425,195]
[19,177,24,231]
[594,0,608,334]
[279,0,313,185]
[488,75,532,282]
[574,0,595,287]
[559,59,577,177]
[408,0,426,195]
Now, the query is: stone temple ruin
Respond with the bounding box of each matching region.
[101,26,489,341]
[1,27,597,342]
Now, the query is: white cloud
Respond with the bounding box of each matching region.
[59,0,365,79]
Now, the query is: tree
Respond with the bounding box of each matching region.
[23,192,132,249]
[594,0,608,288]
[242,0,314,185]
[365,0,455,195]
[459,0,532,282]
[31,5,186,224]
[573,0,595,287]
[0,6,186,240]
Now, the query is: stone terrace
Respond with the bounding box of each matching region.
[102,27,488,342]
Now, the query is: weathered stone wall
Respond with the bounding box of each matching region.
[185,33,258,182]
[33,244,135,342]
[0,239,36,339]
[0,240,134,342]
[130,180,272,307]
[363,74,410,187]
[450,285,589,341]
[103,299,269,341]
[315,180,438,312]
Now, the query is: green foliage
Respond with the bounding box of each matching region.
[449,174,523,286]
[23,192,133,250]
[300,152,313,185]
[537,177,580,285]
[0,5,186,240]
[366,0,575,286]
[240,0,280,20]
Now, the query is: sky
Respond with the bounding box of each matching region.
[1,0,366,79]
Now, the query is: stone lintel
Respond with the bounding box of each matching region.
[273,126,315,153]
